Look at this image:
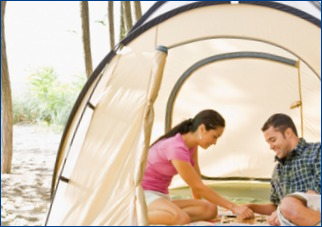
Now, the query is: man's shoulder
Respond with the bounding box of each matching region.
[302,140,321,160]
[302,139,320,151]
[307,141,321,152]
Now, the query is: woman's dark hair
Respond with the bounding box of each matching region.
[262,113,298,136]
[152,109,225,146]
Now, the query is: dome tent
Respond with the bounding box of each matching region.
[46,1,320,225]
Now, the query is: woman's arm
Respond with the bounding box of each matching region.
[192,149,201,176]
[172,160,253,219]
[191,149,202,199]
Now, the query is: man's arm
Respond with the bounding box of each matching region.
[312,144,321,193]
[246,203,277,215]
[247,177,278,215]
[246,203,279,225]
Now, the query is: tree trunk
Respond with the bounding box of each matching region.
[1,1,13,174]
[120,1,126,40]
[133,1,142,22]
[80,1,93,78]
[107,1,115,49]
[123,1,132,33]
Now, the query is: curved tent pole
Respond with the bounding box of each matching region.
[167,36,320,80]
[121,1,320,47]
[240,1,320,25]
[165,51,298,132]
[310,1,321,11]
[127,1,230,38]
[131,1,320,35]
[129,1,166,34]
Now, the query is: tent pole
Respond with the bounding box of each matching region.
[296,61,304,137]
[135,45,168,225]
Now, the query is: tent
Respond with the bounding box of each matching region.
[46,1,321,225]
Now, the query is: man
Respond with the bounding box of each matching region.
[247,113,321,226]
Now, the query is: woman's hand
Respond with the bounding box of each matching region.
[231,204,254,220]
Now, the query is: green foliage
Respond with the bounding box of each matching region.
[13,67,86,129]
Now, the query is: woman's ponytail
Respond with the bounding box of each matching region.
[151,118,193,146]
[151,109,225,146]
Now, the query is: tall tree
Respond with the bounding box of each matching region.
[123,1,132,33]
[119,1,126,40]
[107,1,115,49]
[133,1,142,22]
[80,1,93,78]
[1,1,13,174]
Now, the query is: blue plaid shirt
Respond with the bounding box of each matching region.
[270,138,321,204]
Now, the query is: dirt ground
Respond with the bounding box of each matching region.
[1,124,61,226]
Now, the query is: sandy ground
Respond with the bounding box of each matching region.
[1,124,62,226]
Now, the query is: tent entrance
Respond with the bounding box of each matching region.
[158,51,317,186]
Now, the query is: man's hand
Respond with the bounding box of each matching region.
[267,211,280,226]
[243,203,277,215]
[306,190,319,195]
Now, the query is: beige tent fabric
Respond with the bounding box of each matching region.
[150,41,320,187]
[51,74,102,191]
[47,48,167,225]
[47,2,320,226]
[129,4,319,74]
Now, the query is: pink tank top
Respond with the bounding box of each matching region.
[141,133,195,194]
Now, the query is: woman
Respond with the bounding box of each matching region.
[142,109,254,225]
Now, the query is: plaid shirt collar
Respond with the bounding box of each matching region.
[275,138,306,165]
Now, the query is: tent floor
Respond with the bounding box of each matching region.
[186,207,269,226]
[149,207,269,226]
[167,181,271,225]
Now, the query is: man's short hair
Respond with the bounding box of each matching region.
[262,113,298,136]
